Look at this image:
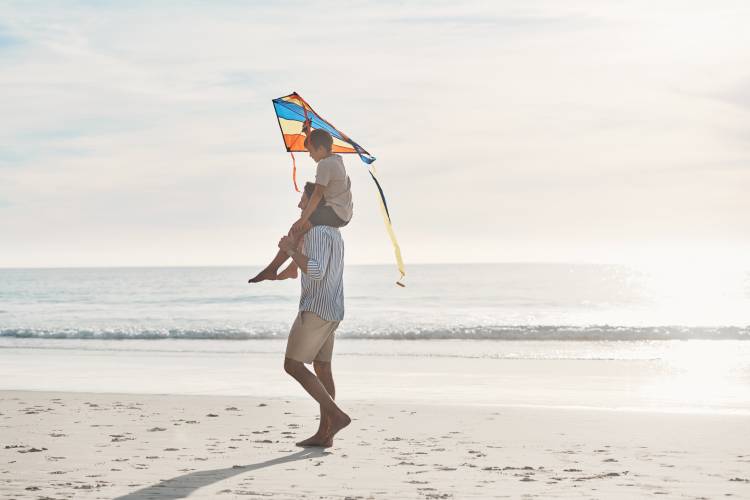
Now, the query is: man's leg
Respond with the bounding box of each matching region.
[284,358,350,444]
[296,361,335,446]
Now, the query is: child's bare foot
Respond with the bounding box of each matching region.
[248,267,277,283]
[276,264,298,280]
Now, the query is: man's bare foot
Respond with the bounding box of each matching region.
[296,417,331,447]
[248,267,277,283]
[276,264,298,280]
[320,411,351,443]
[295,432,331,447]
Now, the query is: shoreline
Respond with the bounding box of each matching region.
[2,340,749,414]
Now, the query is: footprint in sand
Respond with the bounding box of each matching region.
[18,447,47,453]
[110,434,135,442]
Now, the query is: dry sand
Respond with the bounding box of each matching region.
[1,390,749,499]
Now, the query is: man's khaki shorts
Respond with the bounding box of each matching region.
[285,311,340,364]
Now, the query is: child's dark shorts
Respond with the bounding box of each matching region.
[309,205,349,228]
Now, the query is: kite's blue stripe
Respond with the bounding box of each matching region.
[357,151,376,164]
[273,101,344,141]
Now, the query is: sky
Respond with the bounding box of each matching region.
[1,0,749,269]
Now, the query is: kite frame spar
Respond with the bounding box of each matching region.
[271,92,405,286]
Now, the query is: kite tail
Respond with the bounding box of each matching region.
[368,166,406,287]
[289,152,301,193]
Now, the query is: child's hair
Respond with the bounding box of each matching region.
[308,129,333,152]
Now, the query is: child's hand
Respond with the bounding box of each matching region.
[301,118,312,135]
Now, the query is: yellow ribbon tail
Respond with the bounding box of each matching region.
[369,166,406,287]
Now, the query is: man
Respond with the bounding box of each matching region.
[277,183,351,448]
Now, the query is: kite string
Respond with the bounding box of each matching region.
[285,102,311,194]
[289,152,300,193]
[287,100,311,193]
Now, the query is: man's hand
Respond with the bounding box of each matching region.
[278,235,295,254]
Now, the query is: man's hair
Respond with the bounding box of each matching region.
[303,182,316,198]
[308,129,333,152]
[303,182,323,210]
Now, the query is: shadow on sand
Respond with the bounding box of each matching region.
[114,448,329,499]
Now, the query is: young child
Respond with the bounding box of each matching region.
[249,125,353,283]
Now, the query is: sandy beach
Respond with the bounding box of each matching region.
[2,389,749,499]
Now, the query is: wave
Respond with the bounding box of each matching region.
[1,325,749,341]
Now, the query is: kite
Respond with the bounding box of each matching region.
[272,92,405,286]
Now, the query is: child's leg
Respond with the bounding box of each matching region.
[277,237,304,280]
[248,222,311,283]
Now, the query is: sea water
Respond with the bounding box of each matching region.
[2,264,749,411]
[1,263,749,341]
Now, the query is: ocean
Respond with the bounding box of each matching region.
[1,263,749,341]
[2,264,750,411]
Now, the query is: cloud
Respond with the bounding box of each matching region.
[0,24,22,50]
[1,1,749,267]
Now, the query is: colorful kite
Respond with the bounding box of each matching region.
[272,92,405,286]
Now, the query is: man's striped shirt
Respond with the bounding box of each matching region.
[299,225,345,322]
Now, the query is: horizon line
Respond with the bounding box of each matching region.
[0,260,700,270]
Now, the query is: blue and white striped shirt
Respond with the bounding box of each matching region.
[299,225,345,322]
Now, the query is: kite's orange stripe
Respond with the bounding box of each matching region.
[283,134,356,154]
